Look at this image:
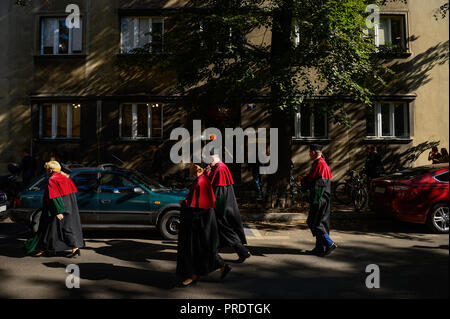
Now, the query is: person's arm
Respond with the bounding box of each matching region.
[51,197,66,220]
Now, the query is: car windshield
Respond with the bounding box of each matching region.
[389,167,438,180]
[128,171,170,191]
[28,176,48,191]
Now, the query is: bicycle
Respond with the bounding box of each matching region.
[333,169,368,212]
[268,164,308,210]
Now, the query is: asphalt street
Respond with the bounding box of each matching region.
[0,215,448,299]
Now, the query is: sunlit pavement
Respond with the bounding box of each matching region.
[0,216,448,299]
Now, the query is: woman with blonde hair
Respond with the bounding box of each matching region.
[24,161,84,258]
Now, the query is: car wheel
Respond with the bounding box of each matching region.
[157,210,180,240]
[426,203,449,234]
[30,209,42,234]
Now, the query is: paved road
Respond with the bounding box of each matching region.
[0,216,448,299]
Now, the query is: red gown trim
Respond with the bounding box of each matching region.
[209,162,234,188]
[185,174,216,209]
[48,173,78,199]
[306,157,333,182]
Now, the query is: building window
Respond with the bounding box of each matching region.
[40,103,81,139]
[119,103,163,139]
[294,105,327,139]
[40,17,83,55]
[366,102,410,138]
[368,15,407,50]
[120,17,165,53]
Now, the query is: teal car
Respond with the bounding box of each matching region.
[9,167,189,240]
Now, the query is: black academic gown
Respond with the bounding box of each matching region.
[208,162,247,248]
[302,158,333,237]
[176,175,224,278]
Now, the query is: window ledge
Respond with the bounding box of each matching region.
[292,138,332,144]
[363,137,412,144]
[118,138,163,142]
[373,51,412,59]
[34,54,87,59]
[37,138,82,142]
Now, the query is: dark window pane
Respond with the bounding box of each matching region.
[121,104,132,137]
[57,104,68,137]
[137,104,149,137]
[394,103,409,137]
[72,104,81,138]
[72,173,98,192]
[151,103,162,137]
[314,112,326,138]
[390,17,404,48]
[381,103,391,136]
[58,19,69,54]
[99,173,136,194]
[300,106,311,137]
[366,106,376,136]
[42,104,53,138]
[152,20,164,53]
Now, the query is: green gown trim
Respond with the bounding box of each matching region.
[24,197,66,254]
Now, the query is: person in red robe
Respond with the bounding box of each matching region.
[206,155,251,263]
[24,161,84,257]
[300,144,337,257]
[176,163,232,287]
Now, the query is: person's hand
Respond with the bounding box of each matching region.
[56,214,64,220]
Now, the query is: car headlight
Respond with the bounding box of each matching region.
[0,192,7,202]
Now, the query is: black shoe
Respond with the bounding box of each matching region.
[176,278,198,288]
[67,249,81,258]
[320,243,338,257]
[236,251,251,263]
[305,247,324,255]
[220,264,232,280]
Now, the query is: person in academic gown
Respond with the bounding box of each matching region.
[176,163,232,287]
[300,144,337,257]
[24,161,84,258]
[206,155,251,263]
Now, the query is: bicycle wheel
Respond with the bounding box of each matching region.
[353,187,368,211]
[334,182,353,205]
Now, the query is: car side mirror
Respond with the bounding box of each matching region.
[133,187,145,194]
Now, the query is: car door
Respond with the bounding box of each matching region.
[71,171,99,224]
[97,172,151,225]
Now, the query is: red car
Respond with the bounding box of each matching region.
[369,163,449,233]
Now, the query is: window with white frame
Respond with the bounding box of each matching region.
[40,103,81,139]
[294,104,327,139]
[120,103,163,139]
[120,17,165,53]
[366,102,410,138]
[368,15,406,49]
[41,17,83,55]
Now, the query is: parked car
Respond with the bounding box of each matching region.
[8,167,189,240]
[0,190,7,220]
[369,163,449,233]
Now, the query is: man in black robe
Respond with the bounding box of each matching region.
[176,164,231,287]
[301,144,337,257]
[206,155,251,263]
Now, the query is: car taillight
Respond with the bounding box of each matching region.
[14,198,21,208]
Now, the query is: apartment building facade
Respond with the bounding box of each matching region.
[0,0,448,184]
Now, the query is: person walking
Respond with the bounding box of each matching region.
[176,163,232,287]
[206,154,251,263]
[24,161,84,258]
[300,144,337,257]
